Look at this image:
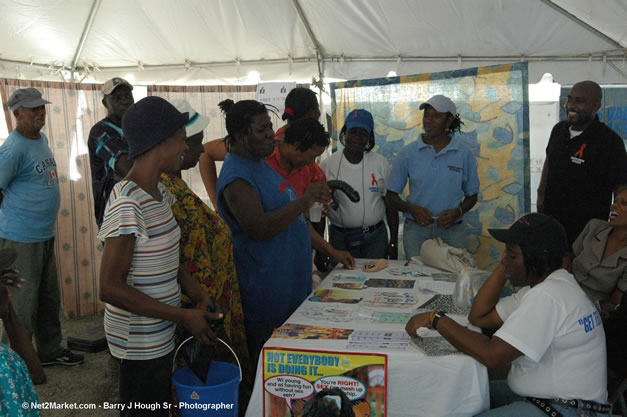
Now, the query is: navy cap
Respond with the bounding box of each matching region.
[489,213,569,257]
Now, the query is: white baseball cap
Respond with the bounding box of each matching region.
[169,99,209,137]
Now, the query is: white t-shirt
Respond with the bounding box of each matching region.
[320,151,390,228]
[494,269,607,403]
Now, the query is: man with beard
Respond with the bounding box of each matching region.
[0,88,84,367]
[537,80,627,245]
[88,77,135,227]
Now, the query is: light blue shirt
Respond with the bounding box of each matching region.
[387,134,479,219]
[0,130,60,242]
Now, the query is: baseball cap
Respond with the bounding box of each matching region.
[7,88,51,111]
[102,77,133,95]
[488,213,569,257]
[419,95,457,115]
[122,96,188,159]
[169,99,209,138]
[345,109,374,133]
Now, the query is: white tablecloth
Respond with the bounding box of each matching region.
[245,259,489,417]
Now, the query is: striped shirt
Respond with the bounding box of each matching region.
[97,181,181,360]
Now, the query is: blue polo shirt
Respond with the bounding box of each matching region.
[387,134,479,220]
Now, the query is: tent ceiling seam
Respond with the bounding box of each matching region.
[539,0,623,50]
[2,53,627,74]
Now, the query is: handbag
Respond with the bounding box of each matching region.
[419,237,476,273]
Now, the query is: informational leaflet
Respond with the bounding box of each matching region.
[263,347,387,417]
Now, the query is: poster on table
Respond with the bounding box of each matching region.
[262,347,387,417]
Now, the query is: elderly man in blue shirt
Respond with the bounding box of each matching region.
[386,95,479,259]
[0,88,84,367]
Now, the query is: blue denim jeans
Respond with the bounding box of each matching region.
[329,222,388,259]
[475,380,611,417]
[402,218,466,260]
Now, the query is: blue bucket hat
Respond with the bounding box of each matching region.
[123,96,188,159]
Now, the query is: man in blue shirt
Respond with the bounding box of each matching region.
[88,77,135,226]
[0,88,83,367]
[386,95,479,259]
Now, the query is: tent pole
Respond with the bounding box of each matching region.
[291,0,325,82]
[539,0,623,50]
[71,0,102,79]
[607,61,627,81]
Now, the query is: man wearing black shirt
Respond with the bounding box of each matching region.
[87,78,134,226]
[537,80,626,244]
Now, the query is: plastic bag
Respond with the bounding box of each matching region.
[452,267,473,307]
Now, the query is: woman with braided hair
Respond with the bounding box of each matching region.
[215,99,332,367]
[386,94,479,259]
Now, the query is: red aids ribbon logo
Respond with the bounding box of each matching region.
[371,173,378,186]
[278,180,288,192]
[573,144,587,158]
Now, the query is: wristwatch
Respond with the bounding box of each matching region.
[432,311,446,330]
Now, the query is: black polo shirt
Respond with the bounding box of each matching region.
[543,116,626,245]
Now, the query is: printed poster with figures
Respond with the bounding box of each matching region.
[263,347,387,417]
[256,82,296,113]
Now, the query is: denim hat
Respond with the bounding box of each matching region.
[123,96,188,159]
[102,77,133,95]
[7,88,51,111]
[419,95,457,116]
[345,109,374,133]
[169,99,209,138]
[488,213,569,257]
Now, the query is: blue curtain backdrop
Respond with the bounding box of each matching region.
[329,62,530,268]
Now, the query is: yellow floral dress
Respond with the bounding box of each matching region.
[160,173,252,412]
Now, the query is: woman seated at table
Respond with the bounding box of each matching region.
[386,95,478,259]
[216,99,332,365]
[571,183,627,316]
[320,109,398,260]
[405,213,609,417]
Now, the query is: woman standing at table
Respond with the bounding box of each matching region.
[199,87,324,209]
[160,99,253,408]
[406,213,609,417]
[216,99,332,365]
[320,109,399,259]
[386,94,478,259]
[98,97,221,415]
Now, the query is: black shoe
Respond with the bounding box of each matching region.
[41,349,85,366]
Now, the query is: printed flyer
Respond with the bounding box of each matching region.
[262,347,387,417]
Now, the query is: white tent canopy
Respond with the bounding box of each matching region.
[1,0,626,86]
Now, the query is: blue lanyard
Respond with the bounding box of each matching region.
[102,120,123,136]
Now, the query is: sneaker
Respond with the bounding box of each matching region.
[41,349,85,366]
